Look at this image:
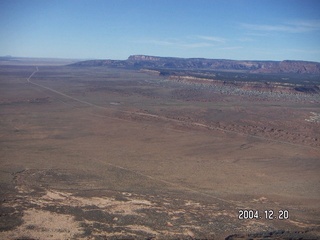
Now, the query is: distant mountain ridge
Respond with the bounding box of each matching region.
[71,55,320,74]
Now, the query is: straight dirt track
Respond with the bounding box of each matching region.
[27,67,319,151]
[0,65,319,239]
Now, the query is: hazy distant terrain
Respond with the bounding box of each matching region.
[73,55,320,95]
[0,56,80,66]
[0,58,319,239]
[72,55,320,74]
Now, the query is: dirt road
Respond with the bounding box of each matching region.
[1,65,319,239]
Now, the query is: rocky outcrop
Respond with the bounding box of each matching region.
[253,60,320,74]
[71,55,320,74]
[169,75,320,94]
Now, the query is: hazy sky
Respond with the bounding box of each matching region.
[1,0,320,61]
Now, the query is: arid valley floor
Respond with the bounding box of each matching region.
[0,62,320,239]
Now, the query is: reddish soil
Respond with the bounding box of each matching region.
[0,65,319,239]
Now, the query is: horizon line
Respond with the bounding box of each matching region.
[1,54,320,63]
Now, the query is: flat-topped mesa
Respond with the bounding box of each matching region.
[71,55,320,74]
[126,55,320,74]
[128,55,162,61]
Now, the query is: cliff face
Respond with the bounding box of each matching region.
[252,60,320,74]
[279,60,320,74]
[71,55,320,74]
[169,75,320,94]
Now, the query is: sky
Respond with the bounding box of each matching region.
[0,0,320,61]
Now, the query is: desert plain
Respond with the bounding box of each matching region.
[0,61,319,239]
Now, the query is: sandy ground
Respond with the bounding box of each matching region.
[0,65,319,239]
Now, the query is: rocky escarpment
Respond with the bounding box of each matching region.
[71,55,320,74]
[129,55,320,74]
[71,55,320,97]
[169,75,320,95]
[254,60,320,74]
